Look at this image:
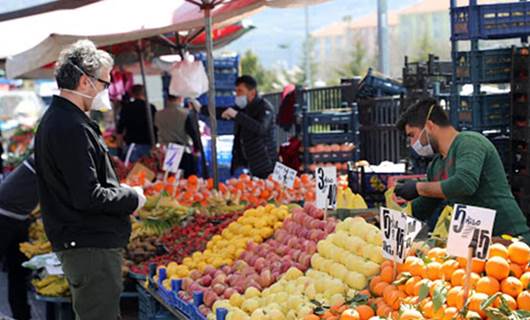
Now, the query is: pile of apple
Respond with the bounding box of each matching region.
[175,204,337,316]
[155,204,289,286]
[216,217,383,320]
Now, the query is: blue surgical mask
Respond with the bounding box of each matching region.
[235,95,248,108]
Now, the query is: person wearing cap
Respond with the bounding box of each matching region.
[34,40,146,319]
[0,155,38,320]
[154,95,204,177]
[395,98,530,243]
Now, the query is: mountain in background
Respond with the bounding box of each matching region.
[221,0,420,69]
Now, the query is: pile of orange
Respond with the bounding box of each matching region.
[366,241,530,319]
[143,173,315,207]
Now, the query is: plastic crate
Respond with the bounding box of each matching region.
[451,2,530,40]
[197,94,235,108]
[455,48,512,83]
[458,94,511,129]
[216,119,234,135]
[487,133,512,172]
[137,285,176,320]
[357,68,406,98]
[214,72,237,90]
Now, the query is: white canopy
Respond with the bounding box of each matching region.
[4,0,330,79]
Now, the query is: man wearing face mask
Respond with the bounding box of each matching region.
[34,40,146,319]
[395,98,530,242]
[221,75,277,178]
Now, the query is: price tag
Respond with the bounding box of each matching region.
[272,162,297,189]
[162,143,185,173]
[447,204,496,260]
[380,207,424,263]
[315,166,337,210]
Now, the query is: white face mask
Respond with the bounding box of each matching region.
[411,128,434,157]
[235,95,248,108]
[63,62,112,112]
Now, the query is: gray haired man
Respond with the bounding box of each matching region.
[34,40,146,320]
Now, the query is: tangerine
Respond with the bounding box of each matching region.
[485,256,511,280]
[508,241,530,265]
[501,276,523,297]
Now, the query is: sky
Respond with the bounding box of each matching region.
[222,0,420,69]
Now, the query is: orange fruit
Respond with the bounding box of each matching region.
[508,241,530,265]
[355,305,375,320]
[370,276,382,292]
[404,256,426,277]
[441,259,460,281]
[471,258,485,274]
[451,269,466,286]
[383,285,398,305]
[489,243,509,259]
[521,272,530,289]
[517,291,530,311]
[381,260,393,269]
[494,293,518,310]
[501,276,524,297]
[442,307,459,320]
[468,292,488,317]
[510,263,524,278]
[399,309,424,320]
[413,279,431,297]
[339,309,359,320]
[463,272,481,288]
[485,256,511,280]
[456,289,471,310]
[425,261,443,280]
[304,315,320,320]
[388,290,406,310]
[373,281,389,297]
[457,257,467,268]
[376,303,392,317]
[380,266,394,283]
[476,276,500,295]
[405,276,421,296]
[429,280,450,297]
[187,175,198,185]
[446,286,463,307]
[427,247,447,262]
[421,300,445,318]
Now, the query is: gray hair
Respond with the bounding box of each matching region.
[54,39,114,90]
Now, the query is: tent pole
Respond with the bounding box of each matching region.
[204,5,218,189]
[137,41,156,146]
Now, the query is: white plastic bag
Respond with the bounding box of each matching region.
[169,55,208,98]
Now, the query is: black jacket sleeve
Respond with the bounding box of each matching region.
[54,125,138,215]
[233,106,273,137]
[185,111,202,151]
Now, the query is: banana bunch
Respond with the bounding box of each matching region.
[205,190,245,215]
[32,276,70,297]
[336,187,368,209]
[29,219,47,242]
[130,219,158,240]
[20,240,52,258]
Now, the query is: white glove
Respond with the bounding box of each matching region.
[121,184,146,212]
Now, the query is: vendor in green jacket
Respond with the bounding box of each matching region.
[395,98,530,242]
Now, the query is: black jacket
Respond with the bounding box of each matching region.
[0,156,38,219]
[231,97,277,178]
[35,96,138,251]
[117,99,157,145]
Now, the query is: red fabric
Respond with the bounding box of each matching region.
[279,136,301,173]
[109,69,134,102]
[276,84,296,129]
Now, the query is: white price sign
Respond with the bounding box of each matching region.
[380,207,424,263]
[272,162,297,189]
[315,167,337,210]
[447,204,496,260]
[163,143,185,173]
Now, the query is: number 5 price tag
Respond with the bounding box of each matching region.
[315,167,337,210]
[447,204,496,260]
[380,207,424,263]
[163,143,185,173]
[272,162,297,189]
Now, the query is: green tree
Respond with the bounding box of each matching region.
[333,39,372,81]
[240,49,275,93]
[414,31,435,61]
[296,36,318,86]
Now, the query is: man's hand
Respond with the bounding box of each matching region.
[395,180,420,201]
[121,183,146,212]
[221,108,238,120]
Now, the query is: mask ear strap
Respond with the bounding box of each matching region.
[424,104,435,127]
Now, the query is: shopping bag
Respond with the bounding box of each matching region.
[431,205,453,240]
[169,58,209,98]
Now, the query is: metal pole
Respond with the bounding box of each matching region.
[304,5,312,87]
[377,0,389,75]
[204,5,219,188]
[450,0,459,126]
[137,41,156,146]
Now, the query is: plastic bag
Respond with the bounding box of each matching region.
[384,187,412,213]
[169,57,209,98]
[431,205,453,240]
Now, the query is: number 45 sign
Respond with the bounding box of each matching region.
[447,204,496,260]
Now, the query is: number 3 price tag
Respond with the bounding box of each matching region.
[163,143,185,173]
[315,167,337,210]
[272,162,297,189]
[447,204,496,260]
[380,207,424,263]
